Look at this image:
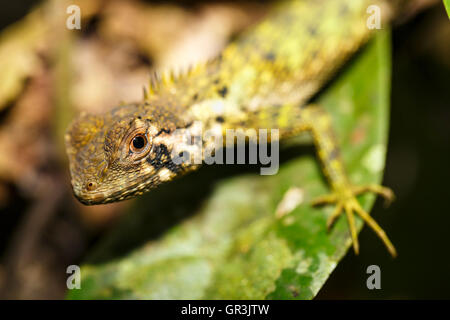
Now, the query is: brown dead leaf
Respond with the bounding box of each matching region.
[0,7,49,110]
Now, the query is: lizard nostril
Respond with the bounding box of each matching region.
[86,181,97,191]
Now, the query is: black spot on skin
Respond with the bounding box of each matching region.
[272,110,280,118]
[147,144,180,173]
[178,151,190,163]
[155,128,171,137]
[217,86,228,98]
[213,78,220,85]
[215,116,225,123]
[137,116,142,119]
[192,93,199,101]
[329,147,340,160]
[339,3,349,16]
[171,151,189,165]
[264,52,276,61]
[308,25,317,36]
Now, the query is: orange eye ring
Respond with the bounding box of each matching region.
[130,133,148,153]
[123,125,153,162]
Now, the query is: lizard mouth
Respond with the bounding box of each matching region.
[72,185,109,205]
[71,177,150,205]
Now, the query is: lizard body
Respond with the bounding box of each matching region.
[66,0,397,256]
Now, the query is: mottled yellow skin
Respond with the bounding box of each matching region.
[66,0,397,256]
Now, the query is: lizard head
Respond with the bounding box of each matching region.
[65,103,195,205]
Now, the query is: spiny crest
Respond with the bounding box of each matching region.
[144,70,173,98]
[143,55,222,101]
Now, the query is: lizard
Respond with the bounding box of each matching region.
[65,0,400,257]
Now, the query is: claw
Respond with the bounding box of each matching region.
[344,201,359,255]
[353,203,397,257]
[352,184,395,207]
[313,184,397,257]
[326,203,343,231]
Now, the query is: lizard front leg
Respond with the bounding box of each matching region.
[218,101,396,256]
[297,104,396,257]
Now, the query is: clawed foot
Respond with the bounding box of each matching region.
[312,184,397,257]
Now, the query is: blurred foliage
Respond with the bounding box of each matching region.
[67,31,391,300]
[0,10,47,112]
[444,0,450,18]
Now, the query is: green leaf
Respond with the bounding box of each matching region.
[67,30,391,300]
[444,0,450,19]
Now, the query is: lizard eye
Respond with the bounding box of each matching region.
[125,126,153,160]
[130,133,149,153]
